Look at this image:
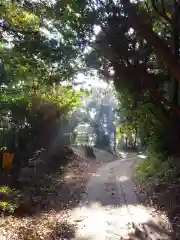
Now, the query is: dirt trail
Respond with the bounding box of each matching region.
[69,152,173,240]
[0,148,173,239]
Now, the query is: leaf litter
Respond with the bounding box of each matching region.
[0,149,101,240]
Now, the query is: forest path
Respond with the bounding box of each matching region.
[69,149,173,239]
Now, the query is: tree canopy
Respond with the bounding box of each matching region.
[0,0,180,156]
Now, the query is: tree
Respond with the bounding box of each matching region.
[121,0,180,84]
[0,0,94,87]
[69,0,180,155]
[2,0,180,156]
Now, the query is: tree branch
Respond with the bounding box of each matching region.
[0,25,38,35]
[151,0,172,23]
[93,10,180,117]
[121,0,180,85]
[113,59,180,117]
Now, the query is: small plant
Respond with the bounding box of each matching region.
[0,185,12,193]
[0,185,21,214]
[0,200,17,213]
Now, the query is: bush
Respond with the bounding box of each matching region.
[135,153,169,183]
[0,85,83,192]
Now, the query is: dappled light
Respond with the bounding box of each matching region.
[0,0,180,238]
[62,153,173,239]
[138,154,147,159]
[70,202,172,240]
[0,147,102,239]
[119,151,128,158]
[117,175,129,182]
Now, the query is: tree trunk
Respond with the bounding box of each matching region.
[172,0,179,106]
[125,136,128,148]
[134,128,137,148]
[122,0,180,83]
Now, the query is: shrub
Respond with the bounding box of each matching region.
[135,153,169,183]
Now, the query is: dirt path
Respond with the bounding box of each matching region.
[0,149,174,239]
[69,154,173,240]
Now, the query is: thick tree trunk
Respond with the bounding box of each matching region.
[122,0,180,83]
[172,0,179,106]
[134,128,137,148]
[125,136,128,148]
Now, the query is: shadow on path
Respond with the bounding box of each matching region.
[69,157,174,240]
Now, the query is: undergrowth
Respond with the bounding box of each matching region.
[135,153,180,185]
[135,153,180,238]
[0,148,88,239]
[0,186,20,213]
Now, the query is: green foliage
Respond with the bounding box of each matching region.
[135,153,169,183]
[117,124,134,136]
[0,83,83,157]
[0,185,12,193]
[0,0,93,85]
[0,185,20,213]
[0,0,89,177]
[0,200,17,213]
